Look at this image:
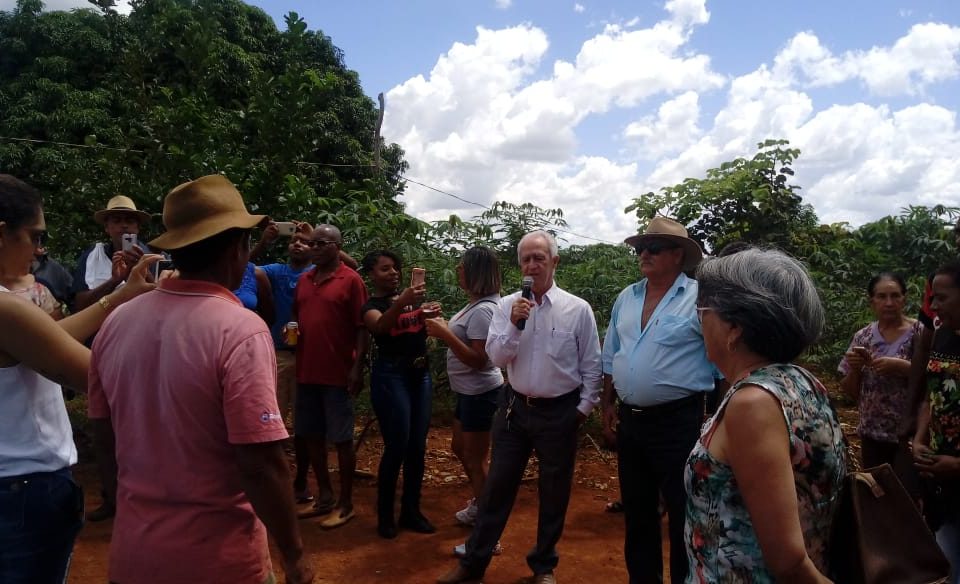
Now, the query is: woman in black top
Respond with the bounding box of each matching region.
[360,250,435,539]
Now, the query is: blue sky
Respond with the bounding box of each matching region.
[8,0,960,244]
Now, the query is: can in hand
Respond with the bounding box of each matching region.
[285,322,299,346]
[421,302,442,319]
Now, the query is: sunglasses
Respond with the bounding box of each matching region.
[304,240,338,248]
[634,241,678,255]
[27,228,47,247]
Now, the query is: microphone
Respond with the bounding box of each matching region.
[517,276,534,331]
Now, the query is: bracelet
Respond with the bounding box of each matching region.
[98,296,113,313]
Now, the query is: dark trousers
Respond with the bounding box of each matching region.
[370,360,432,524]
[461,388,580,576]
[617,396,702,584]
[0,468,84,584]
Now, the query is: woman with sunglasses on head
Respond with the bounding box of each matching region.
[361,250,435,539]
[686,248,845,583]
[839,273,919,470]
[0,175,159,583]
[424,246,504,557]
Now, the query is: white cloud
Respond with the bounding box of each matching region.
[774,24,960,95]
[574,3,585,14]
[383,3,723,243]
[495,0,512,9]
[385,1,960,245]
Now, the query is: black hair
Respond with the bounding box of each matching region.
[168,228,250,273]
[867,272,906,296]
[461,246,501,297]
[361,250,402,273]
[0,175,43,230]
[935,261,960,289]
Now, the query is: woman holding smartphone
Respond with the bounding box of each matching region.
[361,250,435,539]
[424,246,503,556]
[839,272,919,468]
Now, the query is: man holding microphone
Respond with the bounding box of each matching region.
[438,229,602,584]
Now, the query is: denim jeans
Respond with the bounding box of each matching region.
[370,359,432,524]
[0,467,84,584]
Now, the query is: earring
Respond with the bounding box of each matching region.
[727,341,737,353]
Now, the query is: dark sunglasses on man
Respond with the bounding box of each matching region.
[633,240,678,255]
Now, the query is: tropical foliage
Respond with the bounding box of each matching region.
[2,0,957,386]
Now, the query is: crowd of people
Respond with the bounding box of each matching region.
[1,171,959,584]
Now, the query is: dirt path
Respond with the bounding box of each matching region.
[68,427,642,583]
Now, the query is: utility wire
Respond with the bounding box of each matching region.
[0,135,620,245]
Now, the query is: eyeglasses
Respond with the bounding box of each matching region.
[695,306,713,322]
[634,241,678,255]
[305,240,338,248]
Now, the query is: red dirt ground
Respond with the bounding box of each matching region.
[66,387,858,583]
[68,425,640,584]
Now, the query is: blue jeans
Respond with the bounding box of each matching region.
[370,360,432,524]
[0,467,84,584]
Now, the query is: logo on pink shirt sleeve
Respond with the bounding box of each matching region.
[260,411,283,423]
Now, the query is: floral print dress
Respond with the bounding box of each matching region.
[837,320,920,443]
[684,364,847,583]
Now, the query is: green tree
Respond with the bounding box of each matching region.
[0,0,407,263]
[627,139,817,255]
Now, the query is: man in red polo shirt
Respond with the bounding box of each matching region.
[293,224,368,528]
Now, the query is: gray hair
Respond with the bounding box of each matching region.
[695,248,824,363]
[517,230,558,261]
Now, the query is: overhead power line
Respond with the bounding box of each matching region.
[0,135,620,245]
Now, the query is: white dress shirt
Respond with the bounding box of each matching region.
[486,282,602,416]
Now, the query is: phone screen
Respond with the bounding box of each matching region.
[410,267,426,287]
[154,259,175,280]
[121,234,138,252]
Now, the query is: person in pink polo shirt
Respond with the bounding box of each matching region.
[88,175,314,584]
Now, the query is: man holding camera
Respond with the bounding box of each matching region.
[439,229,602,584]
[71,195,153,522]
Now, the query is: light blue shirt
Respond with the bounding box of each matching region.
[601,273,717,407]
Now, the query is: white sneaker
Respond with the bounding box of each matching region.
[454,498,478,525]
[453,541,502,557]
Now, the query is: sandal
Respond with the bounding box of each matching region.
[297,497,336,519]
[320,507,356,529]
[604,500,623,513]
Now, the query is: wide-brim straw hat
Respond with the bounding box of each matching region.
[148,175,266,251]
[624,216,704,271]
[93,195,151,225]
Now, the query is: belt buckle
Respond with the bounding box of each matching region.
[525,394,535,407]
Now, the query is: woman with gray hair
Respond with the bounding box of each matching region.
[684,248,846,583]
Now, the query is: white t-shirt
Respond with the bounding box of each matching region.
[0,286,76,476]
[446,294,504,395]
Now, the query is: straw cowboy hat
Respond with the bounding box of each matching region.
[93,195,152,225]
[148,175,266,251]
[624,216,704,271]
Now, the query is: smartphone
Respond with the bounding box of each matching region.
[410,267,426,287]
[153,259,175,280]
[275,222,296,237]
[121,233,138,252]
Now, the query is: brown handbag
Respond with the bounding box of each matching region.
[830,463,950,584]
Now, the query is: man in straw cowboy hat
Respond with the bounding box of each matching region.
[72,194,153,313]
[71,194,154,522]
[87,175,314,584]
[600,216,721,583]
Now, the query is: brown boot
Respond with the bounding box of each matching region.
[85,500,115,522]
[436,564,483,584]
